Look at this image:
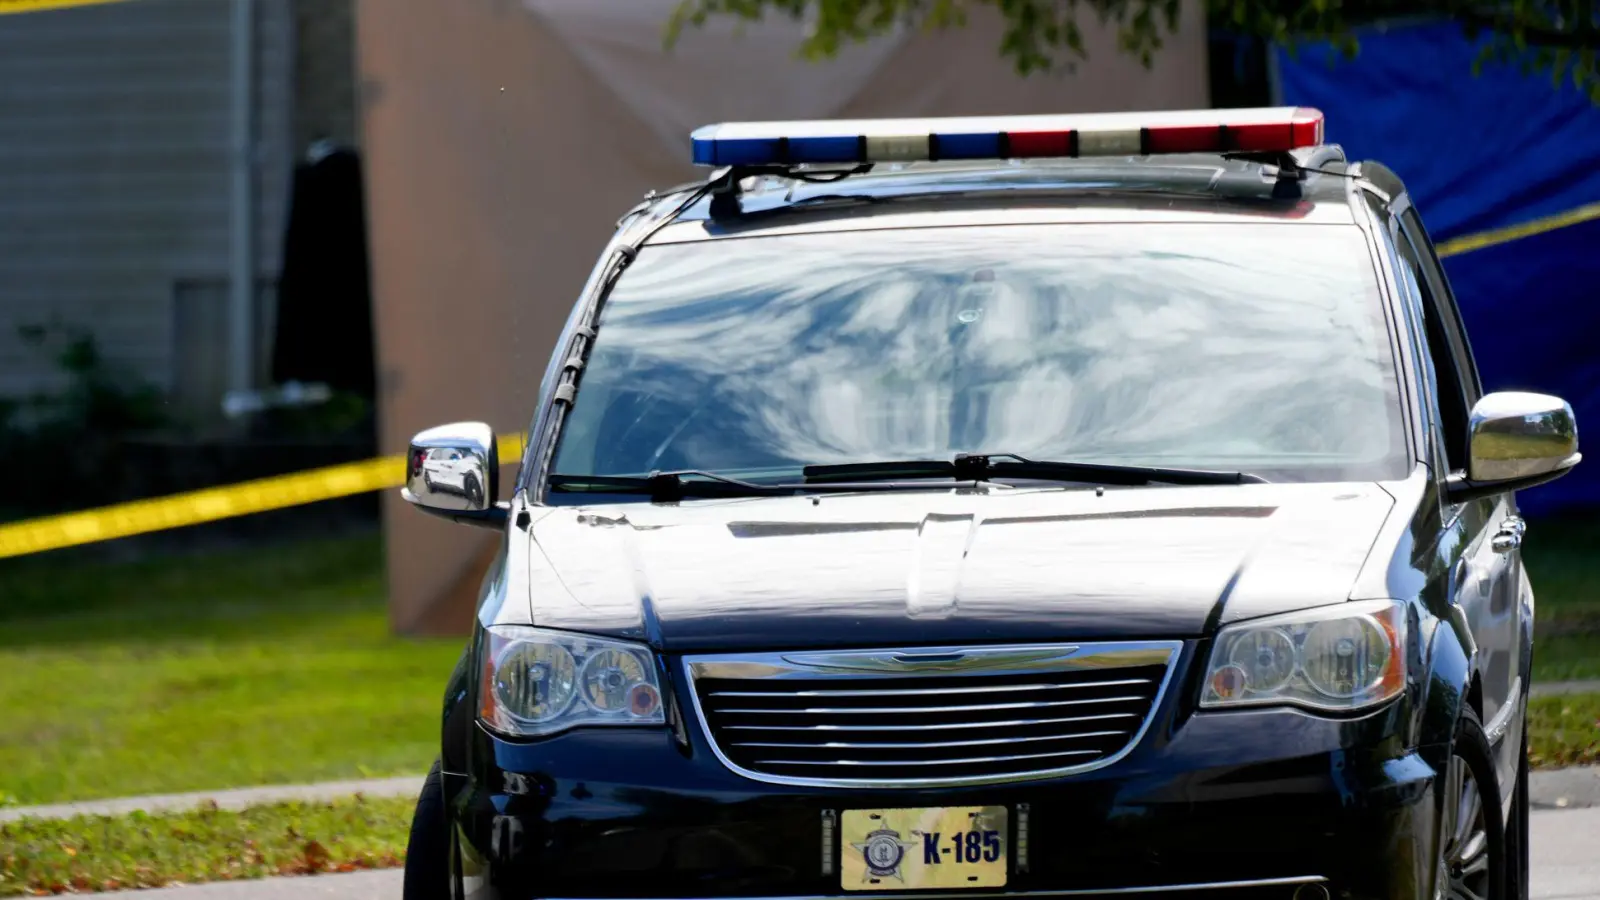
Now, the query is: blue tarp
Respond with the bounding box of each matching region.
[1275,22,1600,515]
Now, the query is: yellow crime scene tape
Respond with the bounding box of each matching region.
[0,0,127,14]
[1435,200,1600,258]
[3,200,1596,561]
[0,434,525,560]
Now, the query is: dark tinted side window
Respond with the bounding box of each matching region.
[1400,208,1483,399]
[1395,209,1474,472]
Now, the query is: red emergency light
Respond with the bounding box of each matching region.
[691,107,1325,167]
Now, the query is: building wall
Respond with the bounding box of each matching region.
[0,0,293,418]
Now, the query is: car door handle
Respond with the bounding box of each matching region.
[1492,516,1526,553]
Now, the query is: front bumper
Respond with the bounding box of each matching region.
[449,651,1441,900]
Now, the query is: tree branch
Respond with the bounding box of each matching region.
[1455,6,1600,48]
[669,0,1600,101]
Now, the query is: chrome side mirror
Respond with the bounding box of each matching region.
[403,422,501,522]
[1447,391,1581,503]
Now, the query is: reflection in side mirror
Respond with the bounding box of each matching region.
[1468,392,1579,481]
[403,422,498,515]
[1448,391,1581,503]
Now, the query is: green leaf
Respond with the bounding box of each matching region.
[669,0,1600,102]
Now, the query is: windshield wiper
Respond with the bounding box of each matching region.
[548,470,993,502]
[801,453,1267,487]
[549,470,789,501]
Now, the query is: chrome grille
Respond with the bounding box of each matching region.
[685,642,1180,788]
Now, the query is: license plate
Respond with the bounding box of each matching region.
[840,806,1008,891]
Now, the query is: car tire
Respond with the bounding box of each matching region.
[1503,716,1531,900]
[1438,707,1506,900]
[465,475,483,508]
[403,760,452,900]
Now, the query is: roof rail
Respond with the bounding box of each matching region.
[706,163,872,219]
[1298,144,1347,169]
[702,141,1344,218]
[1220,144,1348,199]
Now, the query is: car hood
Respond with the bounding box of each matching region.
[515,482,1396,651]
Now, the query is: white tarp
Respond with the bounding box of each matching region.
[524,0,909,154]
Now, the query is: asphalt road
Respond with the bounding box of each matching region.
[117,806,1600,899]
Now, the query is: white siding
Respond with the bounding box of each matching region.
[0,0,293,410]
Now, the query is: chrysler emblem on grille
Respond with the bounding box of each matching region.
[781,645,1080,673]
[890,651,967,665]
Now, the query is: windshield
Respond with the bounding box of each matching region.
[547,222,1407,490]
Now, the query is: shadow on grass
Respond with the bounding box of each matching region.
[1522,514,1600,610]
[1522,514,1600,682]
[0,532,394,648]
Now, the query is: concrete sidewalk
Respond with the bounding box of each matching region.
[1531,679,1600,698]
[1533,764,1600,811]
[120,870,401,899]
[0,775,422,824]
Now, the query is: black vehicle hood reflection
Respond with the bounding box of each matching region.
[519,482,1396,650]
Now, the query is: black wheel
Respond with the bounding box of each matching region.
[1439,708,1506,900]
[465,475,483,508]
[403,760,452,900]
[1503,716,1531,900]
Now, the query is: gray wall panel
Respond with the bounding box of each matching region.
[0,0,293,417]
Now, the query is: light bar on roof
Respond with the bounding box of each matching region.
[690,107,1324,167]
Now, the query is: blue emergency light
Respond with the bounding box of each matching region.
[691,107,1325,168]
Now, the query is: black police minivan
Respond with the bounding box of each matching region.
[398,108,1580,900]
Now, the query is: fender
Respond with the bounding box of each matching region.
[441,538,514,799]
[1406,611,1483,900]
[441,645,475,774]
[1417,609,1473,772]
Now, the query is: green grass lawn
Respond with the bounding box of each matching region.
[1525,516,1600,683]
[1528,692,1600,769]
[0,534,463,808]
[0,795,412,896]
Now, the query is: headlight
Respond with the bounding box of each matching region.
[1200,600,1407,713]
[478,625,665,737]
